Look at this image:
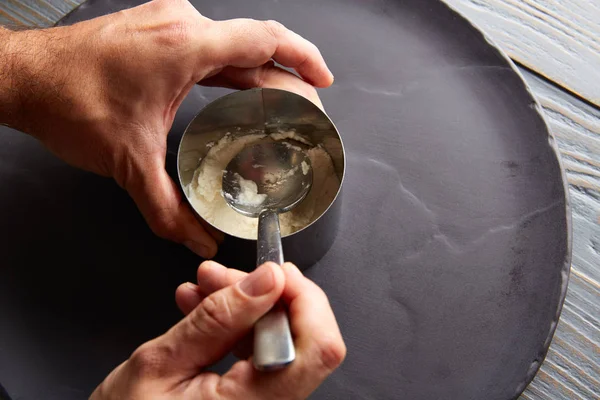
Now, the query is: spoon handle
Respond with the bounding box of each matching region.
[253,210,295,371]
[257,211,284,265]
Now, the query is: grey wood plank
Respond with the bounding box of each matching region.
[0,0,82,27]
[518,69,600,400]
[0,2,599,400]
[443,0,600,107]
[4,0,600,106]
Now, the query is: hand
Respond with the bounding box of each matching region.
[91,262,346,400]
[0,0,333,258]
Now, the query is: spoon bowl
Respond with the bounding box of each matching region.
[178,88,345,272]
[222,141,313,217]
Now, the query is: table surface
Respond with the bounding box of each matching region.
[1,1,599,399]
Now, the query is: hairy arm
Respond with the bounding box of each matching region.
[0,0,332,257]
[0,27,74,137]
[0,28,21,128]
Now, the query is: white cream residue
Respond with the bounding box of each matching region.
[187,132,339,239]
[269,130,313,146]
[301,161,310,175]
[234,173,267,207]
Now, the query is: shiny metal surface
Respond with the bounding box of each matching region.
[253,302,295,371]
[178,89,344,201]
[222,141,312,370]
[222,142,313,217]
[178,88,345,271]
[253,212,295,371]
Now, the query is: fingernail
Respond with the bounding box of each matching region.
[184,282,198,291]
[184,240,213,259]
[238,264,275,297]
[325,67,334,82]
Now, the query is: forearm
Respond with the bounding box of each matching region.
[0,26,73,136]
[0,27,23,128]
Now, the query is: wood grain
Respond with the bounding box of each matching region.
[0,0,83,27]
[0,1,599,400]
[5,0,600,106]
[518,70,600,400]
[443,0,600,107]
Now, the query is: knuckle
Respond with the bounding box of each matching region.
[149,210,178,240]
[129,342,173,377]
[314,335,347,373]
[254,46,275,64]
[156,20,195,48]
[157,0,191,12]
[253,20,284,59]
[261,19,286,38]
[192,293,234,336]
[197,372,222,399]
[215,373,242,398]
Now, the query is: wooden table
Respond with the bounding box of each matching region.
[2,1,599,399]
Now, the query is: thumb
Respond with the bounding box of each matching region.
[123,156,218,258]
[157,262,285,373]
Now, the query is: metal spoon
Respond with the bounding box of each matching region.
[222,141,313,371]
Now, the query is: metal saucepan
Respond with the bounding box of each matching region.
[177,88,345,271]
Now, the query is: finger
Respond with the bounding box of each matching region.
[123,157,218,259]
[281,262,346,371]
[201,63,324,110]
[198,218,226,244]
[216,263,346,399]
[135,262,285,378]
[177,263,253,358]
[175,282,202,316]
[203,19,334,87]
[176,262,248,316]
[196,260,248,297]
[195,261,251,359]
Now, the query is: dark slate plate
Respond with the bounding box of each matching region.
[0,0,571,399]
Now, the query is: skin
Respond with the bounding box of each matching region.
[0,0,345,398]
[91,262,346,400]
[0,0,330,258]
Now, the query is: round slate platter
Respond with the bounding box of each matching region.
[0,0,571,399]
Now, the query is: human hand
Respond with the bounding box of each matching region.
[1,0,332,258]
[91,262,346,400]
